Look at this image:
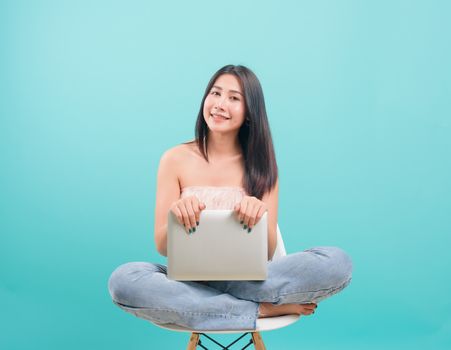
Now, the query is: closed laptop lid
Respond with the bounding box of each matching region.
[167,210,267,281]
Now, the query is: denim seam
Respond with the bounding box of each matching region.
[226,278,351,302]
[276,277,352,299]
[118,303,254,320]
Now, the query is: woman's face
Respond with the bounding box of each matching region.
[203,74,246,134]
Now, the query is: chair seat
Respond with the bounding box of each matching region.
[153,314,301,334]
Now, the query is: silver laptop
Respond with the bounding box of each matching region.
[167,210,267,281]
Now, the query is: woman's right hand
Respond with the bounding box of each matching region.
[169,195,206,234]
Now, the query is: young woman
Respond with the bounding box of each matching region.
[108,65,353,331]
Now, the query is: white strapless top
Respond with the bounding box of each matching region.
[180,186,247,210]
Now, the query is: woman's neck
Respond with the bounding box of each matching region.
[207,131,242,160]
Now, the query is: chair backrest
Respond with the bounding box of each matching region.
[271,224,287,260]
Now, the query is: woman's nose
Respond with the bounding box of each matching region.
[214,97,226,110]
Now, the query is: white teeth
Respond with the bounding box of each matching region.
[211,113,229,120]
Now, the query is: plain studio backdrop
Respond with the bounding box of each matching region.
[1,1,450,349]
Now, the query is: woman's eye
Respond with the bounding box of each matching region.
[231,96,240,101]
[211,91,220,96]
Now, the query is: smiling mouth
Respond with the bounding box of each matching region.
[210,113,230,120]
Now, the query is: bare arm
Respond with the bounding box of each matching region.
[261,178,279,260]
[154,149,181,256]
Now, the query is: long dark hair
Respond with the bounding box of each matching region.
[192,64,278,199]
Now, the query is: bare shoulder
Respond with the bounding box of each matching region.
[159,141,199,166]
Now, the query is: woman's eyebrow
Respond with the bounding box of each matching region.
[212,85,243,96]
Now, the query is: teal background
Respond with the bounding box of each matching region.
[1,0,450,349]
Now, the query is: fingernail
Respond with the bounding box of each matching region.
[188,228,192,234]
[243,225,248,230]
[248,228,252,233]
[240,221,243,224]
[193,227,196,232]
[196,221,199,226]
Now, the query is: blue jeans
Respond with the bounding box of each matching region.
[108,246,352,331]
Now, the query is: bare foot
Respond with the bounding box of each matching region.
[258,302,317,318]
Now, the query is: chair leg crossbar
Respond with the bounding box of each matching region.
[187,332,266,350]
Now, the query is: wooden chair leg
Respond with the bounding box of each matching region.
[251,332,266,350]
[186,333,200,350]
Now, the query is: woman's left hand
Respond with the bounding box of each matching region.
[234,195,267,233]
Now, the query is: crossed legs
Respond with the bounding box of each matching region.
[108,246,352,331]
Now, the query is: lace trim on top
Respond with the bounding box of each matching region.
[180,186,246,210]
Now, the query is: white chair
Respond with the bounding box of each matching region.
[154,226,300,349]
